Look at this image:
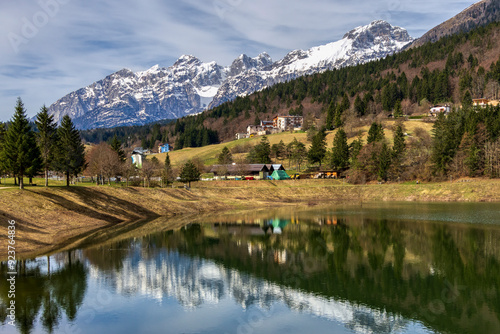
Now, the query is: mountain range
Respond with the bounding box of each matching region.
[47,20,412,129]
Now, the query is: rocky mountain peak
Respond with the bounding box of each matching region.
[343,20,412,48]
[47,20,412,129]
[228,53,273,77]
[255,52,273,67]
[114,68,135,77]
[173,55,202,67]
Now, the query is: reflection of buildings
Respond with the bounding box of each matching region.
[316,215,341,226]
[211,219,290,235]
[91,248,410,333]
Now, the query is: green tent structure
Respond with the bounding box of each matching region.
[271,219,289,230]
[270,170,290,180]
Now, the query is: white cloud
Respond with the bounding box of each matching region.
[0,0,477,121]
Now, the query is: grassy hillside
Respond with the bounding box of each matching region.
[150,120,434,168]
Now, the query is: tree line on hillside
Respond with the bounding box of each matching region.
[217,101,500,182]
[80,120,173,150]
[0,98,86,189]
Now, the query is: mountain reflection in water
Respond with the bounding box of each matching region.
[1,203,500,334]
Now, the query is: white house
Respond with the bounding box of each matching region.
[429,105,451,116]
[131,147,146,168]
[273,115,304,131]
[235,133,249,140]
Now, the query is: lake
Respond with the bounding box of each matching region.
[1,202,500,334]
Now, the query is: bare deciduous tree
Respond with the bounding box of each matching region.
[85,143,122,185]
[121,157,137,187]
[140,159,157,187]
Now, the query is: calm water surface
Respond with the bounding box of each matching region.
[1,202,500,334]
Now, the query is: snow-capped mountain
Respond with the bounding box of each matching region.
[48,20,412,129]
[209,20,412,108]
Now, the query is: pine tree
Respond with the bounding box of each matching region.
[325,102,336,130]
[35,105,58,187]
[250,136,271,164]
[331,128,349,170]
[334,108,343,128]
[340,93,350,112]
[367,122,385,144]
[462,90,473,110]
[393,100,403,118]
[163,153,175,186]
[26,145,42,186]
[289,137,307,171]
[349,135,364,169]
[307,129,327,167]
[217,146,233,165]
[174,136,183,150]
[255,136,271,164]
[1,98,40,189]
[391,123,406,179]
[431,112,453,176]
[179,160,200,188]
[56,115,86,187]
[161,130,169,144]
[354,95,365,116]
[378,142,391,181]
[392,123,406,159]
[254,114,261,126]
[382,83,398,111]
[110,134,126,162]
[271,140,286,162]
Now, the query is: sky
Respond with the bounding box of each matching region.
[0,0,475,122]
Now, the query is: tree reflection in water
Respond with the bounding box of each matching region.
[0,252,87,334]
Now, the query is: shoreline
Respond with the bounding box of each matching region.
[1,179,499,259]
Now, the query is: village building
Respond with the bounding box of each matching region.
[473,98,500,108]
[260,120,275,131]
[429,105,451,116]
[210,164,272,179]
[158,143,170,153]
[247,125,260,135]
[131,147,147,168]
[273,115,304,131]
[246,120,281,137]
[235,133,249,140]
[241,116,304,140]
